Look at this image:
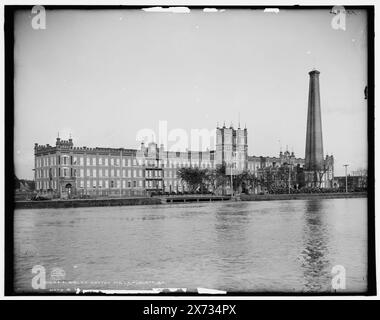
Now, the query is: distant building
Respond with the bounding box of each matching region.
[247,150,305,193]
[248,150,305,174]
[333,173,367,191]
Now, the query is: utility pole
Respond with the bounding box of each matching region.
[230,151,235,197]
[288,164,291,194]
[120,149,122,198]
[230,160,233,197]
[343,164,349,193]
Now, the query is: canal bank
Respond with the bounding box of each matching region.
[240,192,367,201]
[15,197,162,209]
[14,192,367,209]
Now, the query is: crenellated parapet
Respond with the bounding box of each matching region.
[55,137,74,149]
[34,143,57,155]
[70,146,137,156]
[35,136,139,156]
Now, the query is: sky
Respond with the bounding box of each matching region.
[14,8,368,179]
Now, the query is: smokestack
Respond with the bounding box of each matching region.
[305,70,324,171]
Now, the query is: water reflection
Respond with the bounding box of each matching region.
[213,203,252,289]
[14,199,367,293]
[300,200,331,291]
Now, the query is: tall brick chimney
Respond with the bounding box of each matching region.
[305,70,324,171]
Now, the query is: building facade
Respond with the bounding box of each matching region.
[248,150,305,193]
[34,70,337,197]
[248,150,305,175]
[34,133,334,197]
[34,137,217,197]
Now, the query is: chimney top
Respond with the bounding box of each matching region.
[309,69,320,75]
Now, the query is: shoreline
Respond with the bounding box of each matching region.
[239,192,367,202]
[14,192,367,210]
[15,197,162,209]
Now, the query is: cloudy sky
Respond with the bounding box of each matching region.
[14,8,368,179]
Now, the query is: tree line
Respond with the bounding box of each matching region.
[176,164,258,194]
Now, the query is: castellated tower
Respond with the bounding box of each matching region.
[216,123,248,174]
[235,126,248,172]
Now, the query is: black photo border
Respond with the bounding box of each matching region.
[4,4,376,297]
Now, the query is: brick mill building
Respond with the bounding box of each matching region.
[33,70,335,198]
[34,126,247,198]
